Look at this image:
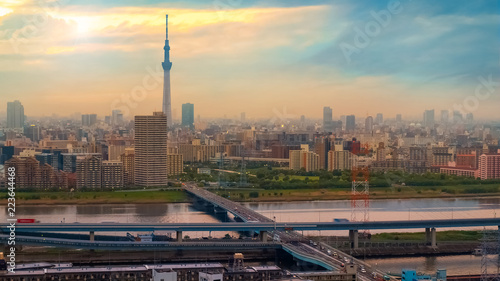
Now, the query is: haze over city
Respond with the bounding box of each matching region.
[2,0,500,279]
[1,0,499,120]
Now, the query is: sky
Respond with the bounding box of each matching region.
[0,0,499,121]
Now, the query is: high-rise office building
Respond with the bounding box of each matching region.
[134,112,168,187]
[62,153,100,173]
[167,154,184,176]
[7,100,24,129]
[323,107,333,131]
[376,142,386,162]
[39,163,64,189]
[111,110,123,126]
[466,113,474,123]
[0,146,14,164]
[423,109,435,127]
[82,114,97,126]
[76,154,102,189]
[24,124,41,142]
[162,15,173,128]
[453,111,463,122]
[323,107,333,123]
[440,110,449,123]
[313,137,331,170]
[181,103,194,130]
[35,153,53,167]
[346,115,356,132]
[289,149,320,172]
[108,144,126,161]
[102,161,124,189]
[327,150,356,171]
[479,153,500,180]
[365,116,373,134]
[120,148,135,186]
[396,114,402,122]
[241,112,246,122]
[375,113,383,124]
[4,156,40,188]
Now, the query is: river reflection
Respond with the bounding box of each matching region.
[365,255,483,275]
[5,197,500,274]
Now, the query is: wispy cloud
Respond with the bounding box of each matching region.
[0,0,498,119]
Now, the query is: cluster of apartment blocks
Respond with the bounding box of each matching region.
[1,114,183,189]
[1,112,247,189]
[3,149,186,190]
[3,111,500,188]
[287,136,500,180]
[289,139,358,172]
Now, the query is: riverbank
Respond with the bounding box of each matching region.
[12,190,189,205]
[9,184,500,205]
[218,184,500,202]
[371,230,482,241]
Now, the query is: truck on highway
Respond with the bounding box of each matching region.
[17,219,40,223]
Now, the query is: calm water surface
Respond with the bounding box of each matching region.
[6,197,500,274]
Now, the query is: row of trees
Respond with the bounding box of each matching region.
[174,162,500,191]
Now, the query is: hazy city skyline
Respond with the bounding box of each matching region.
[1,0,499,120]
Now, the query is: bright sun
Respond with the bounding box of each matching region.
[73,17,92,33]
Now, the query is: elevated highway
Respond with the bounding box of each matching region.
[183,184,392,280]
[4,218,500,232]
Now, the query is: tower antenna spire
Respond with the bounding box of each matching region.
[162,14,173,128]
[165,14,169,40]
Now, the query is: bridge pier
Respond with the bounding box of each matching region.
[431,227,437,247]
[90,231,95,242]
[425,227,437,247]
[425,228,431,244]
[260,231,268,242]
[349,230,359,249]
[176,231,182,242]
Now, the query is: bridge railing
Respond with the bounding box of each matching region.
[282,243,336,271]
[318,241,398,281]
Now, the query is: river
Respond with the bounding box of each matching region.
[6,196,500,274]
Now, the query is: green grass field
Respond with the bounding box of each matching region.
[213,183,500,201]
[10,182,500,205]
[14,190,188,204]
[372,230,482,241]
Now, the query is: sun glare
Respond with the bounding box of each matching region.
[73,17,92,33]
[0,7,13,17]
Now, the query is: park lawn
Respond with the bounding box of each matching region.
[14,190,188,204]
[213,183,500,202]
[10,183,500,205]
